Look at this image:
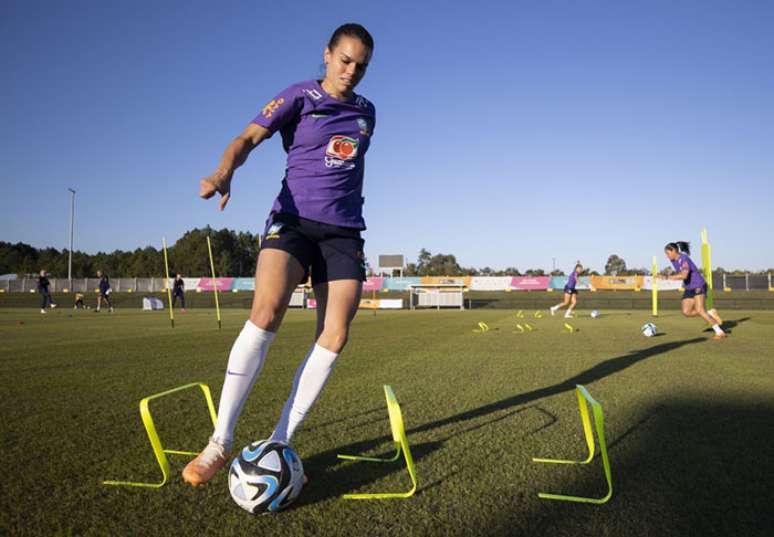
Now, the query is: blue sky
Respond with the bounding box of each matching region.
[2,0,773,273]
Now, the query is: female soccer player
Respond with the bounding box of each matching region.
[95,270,113,313]
[172,274,186,312]
[37,270,56,314]
[550,263,583,318]
[661,242,726,339]
[183,23,376,486]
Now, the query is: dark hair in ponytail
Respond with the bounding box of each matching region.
[665,241,691,255]
[327,23,374,54]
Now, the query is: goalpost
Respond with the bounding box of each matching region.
[408,283,465,310]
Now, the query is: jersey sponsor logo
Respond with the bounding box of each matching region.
[261,97,285,119]
[326,135,358,160]
[265,222,283,240]
[357,117,370,136]
[303,88,323,101]
[324,135,359,169]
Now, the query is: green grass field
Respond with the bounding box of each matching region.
[3,307,773,536]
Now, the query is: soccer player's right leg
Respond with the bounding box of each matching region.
[550,294,570,315]
[183,248,305,486]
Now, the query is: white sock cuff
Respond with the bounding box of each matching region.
[242,319,276,343]
[312,343,339,362]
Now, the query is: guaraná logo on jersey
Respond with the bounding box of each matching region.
[325,135,359,169]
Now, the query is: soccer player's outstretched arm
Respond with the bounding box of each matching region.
[199,123,271,210]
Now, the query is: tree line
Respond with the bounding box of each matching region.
[1,234,770,278]
[0,228,259,278]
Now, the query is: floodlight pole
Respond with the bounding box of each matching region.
[67,188,76,285]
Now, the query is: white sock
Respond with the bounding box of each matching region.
[564,308,574,318]
[212,320,275,449]
[270,344,339,444]
[712,324,724,335]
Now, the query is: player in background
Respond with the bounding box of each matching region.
[183,23,376,487]
[37,270,56,314]
[550,263,583,318]
[95,270,114,313]
[172,274,186,312]
[661,241,726,339]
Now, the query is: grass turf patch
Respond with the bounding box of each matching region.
[2,307,773,536]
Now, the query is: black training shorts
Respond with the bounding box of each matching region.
[259,214,366,286]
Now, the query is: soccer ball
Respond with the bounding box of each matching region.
[590,310,600,318]
[228,440,305,514]
[641,322,658,337]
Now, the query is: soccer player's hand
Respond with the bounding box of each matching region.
[200,171,233,210]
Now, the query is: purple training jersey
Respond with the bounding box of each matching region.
[252,80,376,230]
[567,270,578,289]
[671,254,706,289]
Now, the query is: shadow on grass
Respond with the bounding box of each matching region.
[483,399,774,537]
[300,337,706,506]
[702,316,750,335]
[302,407,384,432]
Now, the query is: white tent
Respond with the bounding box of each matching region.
[142,296,164,310]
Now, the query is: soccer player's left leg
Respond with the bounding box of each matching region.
[681,298,698,317]
[270,278,361,444]
[695,294,726,338]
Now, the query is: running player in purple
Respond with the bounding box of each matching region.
[660,241,726,339]
[184,23,375,487]
[550,263,583,318]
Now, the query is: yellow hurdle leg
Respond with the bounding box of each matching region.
[339,385,418,500]
[102,382,217,488]
[532,385,613,504]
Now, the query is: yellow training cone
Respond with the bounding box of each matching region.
[564,323,575,333]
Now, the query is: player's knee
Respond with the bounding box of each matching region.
[318,326,348,353]
[250,303,282,331]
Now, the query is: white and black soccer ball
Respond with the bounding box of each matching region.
[641,322,658,337]
[590,310,600,318]
[228,440,305,514]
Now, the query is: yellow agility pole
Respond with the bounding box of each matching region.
[532,385,613,504]
[103,382,217,488]
[162,237,175,328]
[338,385,417,500]
[206,235,222,330]
[652,255,658,317]
[701,227,714,311]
